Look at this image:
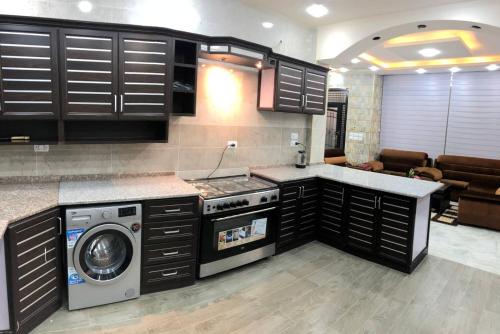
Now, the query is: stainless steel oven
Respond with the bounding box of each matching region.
[199,202,278,278]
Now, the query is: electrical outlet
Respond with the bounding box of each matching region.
[290,132,299,140]
[227,140,238,148]
[34,145,50,152]
[290,140,299,147]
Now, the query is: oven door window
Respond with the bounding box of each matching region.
[217,217,267,251]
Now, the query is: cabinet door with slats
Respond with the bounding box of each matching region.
[378,194,414,264]
[319,180,346,247]
[275,61,304,113]
[277,184,300,250]
[303,68,327,115]
[119,33,171,119]
[0,24,60,119]
[59,29,118,119]
[298,180,319,240]
[345,188,378,254]
[5,208,62,334]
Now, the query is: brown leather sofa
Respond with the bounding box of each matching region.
[435,155,500,230]
[371,149,430,176]
[435,155,500,201]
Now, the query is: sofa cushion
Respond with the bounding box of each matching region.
[435,155,500,184]
[440,179,469,189]
[325,156,346,165]
[379,149,428,173]
[368,160,384,172]
[414,167,443,181]
[468,181,500,195]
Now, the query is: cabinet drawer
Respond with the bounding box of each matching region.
[143,218,198,244]
[145,197,199,221]
[143,240,195,266]
[141,260,195,294]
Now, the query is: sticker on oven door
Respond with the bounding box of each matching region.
[68,267,85,285]
[217,218,268,251]
[66,228,85,249]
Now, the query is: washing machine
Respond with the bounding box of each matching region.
[65,203,142,310]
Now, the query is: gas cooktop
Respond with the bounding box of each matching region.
[187,175,277,199]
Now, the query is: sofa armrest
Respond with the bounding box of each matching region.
[414,167,443,181]
[367,160,384,172]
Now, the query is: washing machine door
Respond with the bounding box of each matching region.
[73,223,136,285]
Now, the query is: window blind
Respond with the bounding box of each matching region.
[445,71,500,159]
[380,74,451,158]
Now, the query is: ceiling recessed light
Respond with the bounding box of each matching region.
[306,4,329,18]
[369,66,379,72]
[256,62,262,69]
[486,64,499,71]
[416,68,427,74]
[262,22,274,29]
[339,67,349,73]
[78,0,93,13]
[449,67,461,73]
[419,48,441,58]
[351,58,361,64]
[417,24,427,29]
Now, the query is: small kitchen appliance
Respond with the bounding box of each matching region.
[295,142,307,169]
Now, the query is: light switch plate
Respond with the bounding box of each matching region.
[34,145,50,152]
[227,140,238,148]
[290,132,299,140]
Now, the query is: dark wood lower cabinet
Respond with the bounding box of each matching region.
[141,197,199,294]
[5,208,63,334]
[275,178,318,253]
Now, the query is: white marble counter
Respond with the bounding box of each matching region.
[252,164,443,198]
[59,175,200,206]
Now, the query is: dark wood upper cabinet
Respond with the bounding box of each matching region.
[119,33,172,119]
[276,61,305,113]
[0,24,60,119]
[5,208,63,334]
[258,59,328,115]
[303,68,327,114]
[59,28,119,119]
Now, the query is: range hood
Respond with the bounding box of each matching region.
[200,43,273,69]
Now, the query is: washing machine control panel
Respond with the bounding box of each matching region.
[102,210,112,219]
[119,206,137,217]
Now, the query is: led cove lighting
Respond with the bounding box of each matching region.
[351,58,361,64]
[449,67,461,73]
[306,4,329,18]
[419,48,441,58]
[416,68,427,74]
[369,66,379,72]
[78,0,93,13]
[339,67,349,73]
[262,22,274,29]
[486,64,499,71]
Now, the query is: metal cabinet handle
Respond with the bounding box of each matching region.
[305,94,308,107]
[341,188,345,205]
[16,321,20,332]
[300,95,304,108]
[302,186,305,198]
[378,197,382,210]
[374,196,378,209]
[298,186,302,199]
[57,217,62,236]
[161,271,178,277]
[163,229,180,235]
[120,94,124,112]
[44,247,47,262]
[164,208,181,213]
[162,250,179,256]
[114,94,117,113]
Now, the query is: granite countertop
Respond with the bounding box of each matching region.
[59,175,200,206]
[0,175,200,239]
[252,164,443,198]
[0,182,60,239]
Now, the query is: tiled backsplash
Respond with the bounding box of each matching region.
[0,63,311,177]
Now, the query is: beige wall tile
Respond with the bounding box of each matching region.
[0,149,36,177]
[236,127,282,147]
[111,146,178,174]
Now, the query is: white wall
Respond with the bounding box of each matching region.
[0,0,316,62]
[317,0,500,62]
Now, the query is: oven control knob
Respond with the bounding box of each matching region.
[223,203,230,209]
[230,202,236,208]
[271,195,278,201]
[260,197,268,203]
[242,199,249,206]
[216,204,223,210]
[236,201,242,207]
